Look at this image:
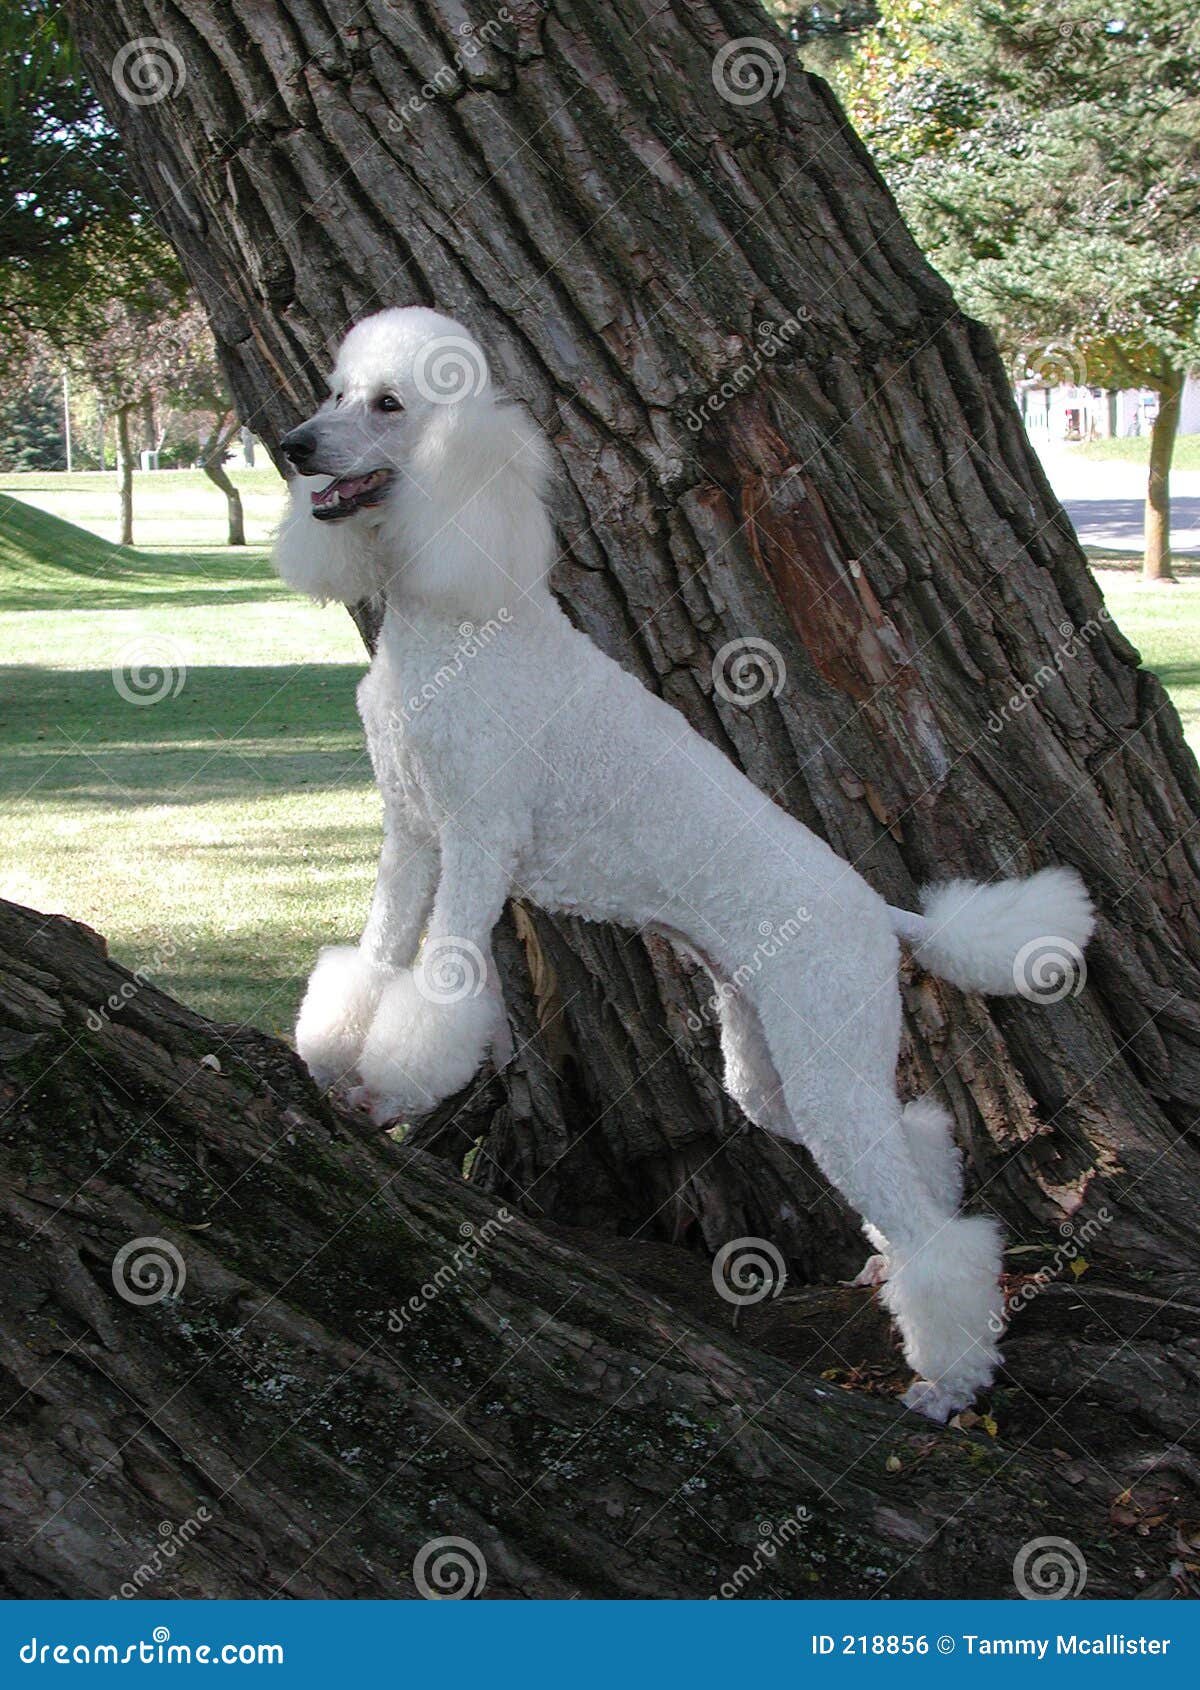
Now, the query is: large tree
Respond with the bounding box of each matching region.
[30,0,1200,1589]
[5,896,1189,1598]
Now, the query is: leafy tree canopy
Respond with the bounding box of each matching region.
[0,0,183,357]
[836,0,1200,392]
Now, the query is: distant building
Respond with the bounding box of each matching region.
[1018,374,1200,443]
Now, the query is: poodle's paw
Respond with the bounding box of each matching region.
[295,945,390,1089]
[849,1253,890,1288]
[900,1376,983,1423]
[357,967,502,1121]
[345,1083,419,1128]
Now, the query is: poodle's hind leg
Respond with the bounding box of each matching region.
[852,1099,965,1285]
[715,986,795,1138]
[754,975,1002,1419]
[900,1097,964,1216]
[813,1085,1002,1420]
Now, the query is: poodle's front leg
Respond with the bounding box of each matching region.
[295,810,438,1089]
[357,827,512,1122]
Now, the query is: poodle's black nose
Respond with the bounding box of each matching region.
[280,425,318,467]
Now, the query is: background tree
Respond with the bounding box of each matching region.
[0,3,236,539]
[147,299,248,543]
[0,349,66,472]
[32,0,1200,1588]
[837,0,1200,581]
[0,0,184,360]
[84,293,188,545]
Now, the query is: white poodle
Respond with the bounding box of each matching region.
[274,306,1095,1421]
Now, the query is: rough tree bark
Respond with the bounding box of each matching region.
[63,1,1200,1392]
[2,898,1196,1598]
[1144,368,1182,584]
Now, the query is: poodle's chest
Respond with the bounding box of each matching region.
[356,641,510,816]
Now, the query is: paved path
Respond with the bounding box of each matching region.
[1037,446,1200,555]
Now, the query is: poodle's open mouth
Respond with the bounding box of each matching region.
[310,468,394,521]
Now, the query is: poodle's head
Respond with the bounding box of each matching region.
[273,306,553,617]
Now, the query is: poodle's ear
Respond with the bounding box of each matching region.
[273,474,384,605]
[387,397,554,618]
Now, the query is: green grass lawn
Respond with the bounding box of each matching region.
[1093,563,1200,752]
[0,475,1197,1036]
[0,465,288,550]
[0,480,374,1035]
[1067,433,1200,471]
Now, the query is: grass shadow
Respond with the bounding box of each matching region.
[0,494,285,611]
[0,662,371,803]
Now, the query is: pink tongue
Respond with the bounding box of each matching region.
[312,474,369,507]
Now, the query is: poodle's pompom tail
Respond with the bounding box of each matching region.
[901,866,1094,997]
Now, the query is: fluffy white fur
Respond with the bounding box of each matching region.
[276,306,1098,1421]
[912,866,1095,996]
[294,945,390,1090]
[354,971,502,1117]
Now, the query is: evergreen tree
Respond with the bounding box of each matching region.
[838,0,1200,579]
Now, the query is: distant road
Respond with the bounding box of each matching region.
[1037,445,1200,555]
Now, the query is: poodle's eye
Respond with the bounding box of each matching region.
[376,394,404,414]
[332,392,344,407]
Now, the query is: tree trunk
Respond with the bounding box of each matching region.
[67,5,1200,1308]
[1144,369,1182,584]
[141,389,157,463]
[96,403,106,473]
[1,895,1196,1599]
[201,415,247,546]
[114,400,134,546]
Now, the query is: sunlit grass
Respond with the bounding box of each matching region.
[1093,565,1200,755]
[1068,433,1200,472]
[0,464,287,550]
